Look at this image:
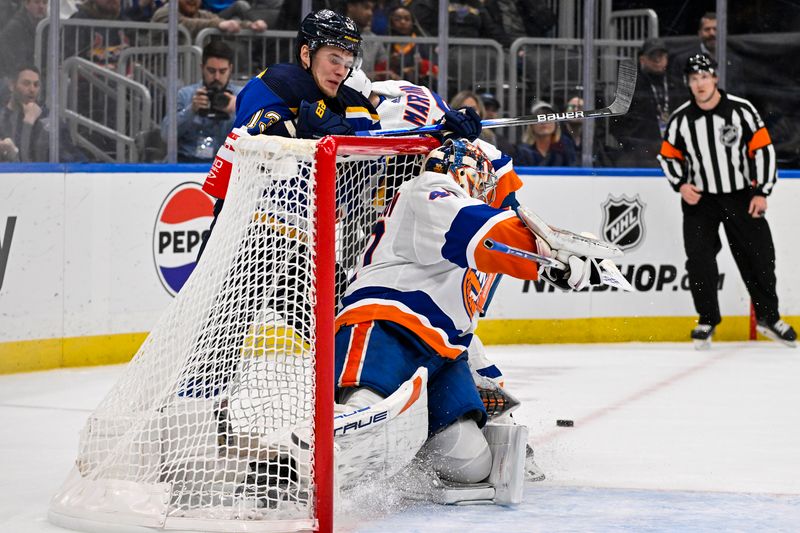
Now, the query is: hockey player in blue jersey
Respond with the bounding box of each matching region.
[334,139,612,502]
[201,9,379,203]
[184,10,391,399]
[201,10,482,204]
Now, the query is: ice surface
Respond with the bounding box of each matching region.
[1,342,799,532]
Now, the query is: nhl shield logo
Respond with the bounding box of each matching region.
[601,195,646,250]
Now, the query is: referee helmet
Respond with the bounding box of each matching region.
[683,53,717,84]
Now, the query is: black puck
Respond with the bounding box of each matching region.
[556,419,574,427]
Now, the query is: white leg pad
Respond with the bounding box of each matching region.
[483,421,528,505]
[421,417,493,484]
[333,367,429,489]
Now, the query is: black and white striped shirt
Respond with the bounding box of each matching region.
[658,90,777,196]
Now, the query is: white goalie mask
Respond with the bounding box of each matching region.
[424,139,498,205]
[343,68,372,99]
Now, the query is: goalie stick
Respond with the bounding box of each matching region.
[356,60,637,137]
[483,239,635,292]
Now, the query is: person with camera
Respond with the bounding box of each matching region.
[161,41,242,163]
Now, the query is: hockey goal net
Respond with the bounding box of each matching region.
[49,135,439,533]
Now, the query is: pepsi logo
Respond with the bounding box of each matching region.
[153,182,214,296]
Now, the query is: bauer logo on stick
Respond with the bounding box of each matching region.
[601,194,646,251]
[536,111,585,122]
[153,182,215,296]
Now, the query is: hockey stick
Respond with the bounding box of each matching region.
[356,59,637,137]
[483,239,635,292]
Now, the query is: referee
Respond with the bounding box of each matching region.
[658,53,796,348]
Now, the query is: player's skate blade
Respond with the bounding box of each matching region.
[691,324,714,351]
[756,319,798,348]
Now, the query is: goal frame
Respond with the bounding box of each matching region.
[270,134,438,533]
[46,134,439,533]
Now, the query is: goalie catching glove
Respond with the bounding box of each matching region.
[518,205,622,291]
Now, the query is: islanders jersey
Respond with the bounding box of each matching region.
[202,63,381,200]
[335,171,542,359]
[371,80,522,210]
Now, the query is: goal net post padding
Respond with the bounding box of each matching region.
[48,134,439,533]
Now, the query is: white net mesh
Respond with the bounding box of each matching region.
[50,135,431,531]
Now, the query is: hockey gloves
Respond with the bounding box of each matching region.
[439,106,482,141]
[541,255,603,291]
[295,99,354,139]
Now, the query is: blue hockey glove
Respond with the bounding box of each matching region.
[296,99,354,139]
[439,106,482,141]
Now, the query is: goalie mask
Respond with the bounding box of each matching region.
[424,139,498,205]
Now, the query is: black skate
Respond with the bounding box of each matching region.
[691,324,715,350]
[756,319,797,348]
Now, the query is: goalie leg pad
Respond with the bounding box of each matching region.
[483,421,528,505]
[334,367,429,489]
[419,416,493,484]
[339,387,385,410]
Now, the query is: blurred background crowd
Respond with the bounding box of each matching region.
[0,0,798,168]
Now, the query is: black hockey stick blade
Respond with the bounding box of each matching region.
[357,60,637,137]
[480,59,637,130]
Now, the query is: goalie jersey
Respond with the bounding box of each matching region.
[336,170,541,359]
[372,80,522,210]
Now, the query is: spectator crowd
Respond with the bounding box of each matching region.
[0,5,796,169]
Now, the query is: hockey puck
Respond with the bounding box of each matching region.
[556,419,574,427]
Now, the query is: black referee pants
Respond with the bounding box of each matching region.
[682,189,780,327]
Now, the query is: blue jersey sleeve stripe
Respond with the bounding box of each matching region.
[442,203,503,268]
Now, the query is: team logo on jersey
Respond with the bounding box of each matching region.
[462,269,490,319]
[719,124,741,147]
[153,182,215,296]
[601,195,646,251]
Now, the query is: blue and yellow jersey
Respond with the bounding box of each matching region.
[203,63,380,200]
[234,63,380,136]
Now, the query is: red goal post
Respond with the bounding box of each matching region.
[49,134,439,533]
[312,135,439,532]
